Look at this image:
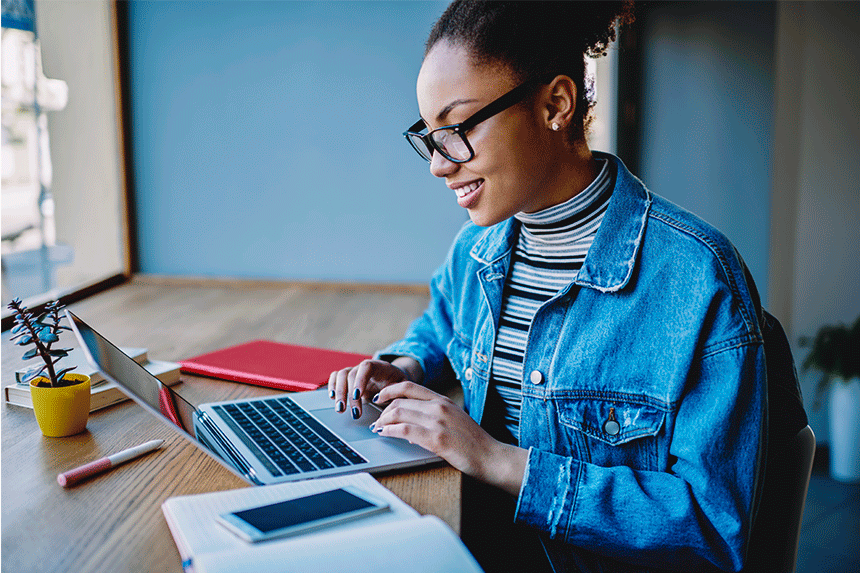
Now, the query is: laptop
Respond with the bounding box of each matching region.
[66,310,442,485]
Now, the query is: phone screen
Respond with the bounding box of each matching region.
[233,488,375,533]
[217,486,389,542]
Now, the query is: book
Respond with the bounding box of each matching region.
[14,346,148,386]
[5,359,181,412]
[178,340,370,392]
[161,472,483,573]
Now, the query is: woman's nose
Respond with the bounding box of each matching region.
[429,151,458,178]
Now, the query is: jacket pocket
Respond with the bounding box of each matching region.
[556,395,666,471]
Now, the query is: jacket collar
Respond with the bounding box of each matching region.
[469,152,651,292]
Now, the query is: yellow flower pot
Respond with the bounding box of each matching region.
[30,373,91,437]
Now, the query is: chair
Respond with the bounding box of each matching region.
[743,425,816,572]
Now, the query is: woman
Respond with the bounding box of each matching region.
[329,2,767,571]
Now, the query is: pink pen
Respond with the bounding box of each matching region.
[57,439,164,487]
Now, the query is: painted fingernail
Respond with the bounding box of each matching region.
[329,390,335,399]
[352,407,360,420]
[352,388,360,400]
[371,393,380,403]
[336,401,345,413]
[369,422,376,431]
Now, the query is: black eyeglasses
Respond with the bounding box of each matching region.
[403,75,552,164]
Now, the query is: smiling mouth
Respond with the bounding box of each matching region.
[454,179,483,198]
[453,179,484,208]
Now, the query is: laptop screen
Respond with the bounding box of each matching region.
[66,310,250,482]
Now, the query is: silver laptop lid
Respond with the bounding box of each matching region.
[66,310,253,483]
[67,310,441,485]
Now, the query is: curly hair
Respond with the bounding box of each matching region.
[425,0,635,140]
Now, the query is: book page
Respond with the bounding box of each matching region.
[161,473,419,561]
[193,515,483,573]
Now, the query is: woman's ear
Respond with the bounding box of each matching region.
[542,75,576,132]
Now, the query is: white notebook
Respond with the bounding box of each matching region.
[162,472,483,573]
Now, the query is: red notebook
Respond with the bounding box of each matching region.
[179,340,370,392]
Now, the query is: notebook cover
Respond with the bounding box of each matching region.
[179,340,370,392]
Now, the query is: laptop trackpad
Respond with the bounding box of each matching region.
[311,406,380,442]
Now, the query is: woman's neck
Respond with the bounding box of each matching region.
[523,141,599,214]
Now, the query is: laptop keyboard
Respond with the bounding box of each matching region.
[213,396,366,477]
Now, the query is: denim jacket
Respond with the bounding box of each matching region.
[377,152,766,572]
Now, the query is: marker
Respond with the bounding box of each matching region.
[57,439,164,487]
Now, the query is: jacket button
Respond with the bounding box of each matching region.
[603,419,621,436]
[529,370,544,385]
[604,407,621,435]
[465,368,473,381]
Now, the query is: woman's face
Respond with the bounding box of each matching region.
[416,41,559,227]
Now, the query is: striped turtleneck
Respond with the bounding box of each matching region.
[489,158,615,441]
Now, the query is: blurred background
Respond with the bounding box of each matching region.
[2,1,858,569]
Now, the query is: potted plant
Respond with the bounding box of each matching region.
[8,298,91,437]
[800,315,860,482]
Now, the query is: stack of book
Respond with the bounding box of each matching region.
[4,347,181,412]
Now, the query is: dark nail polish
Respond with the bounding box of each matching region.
[329,390,335,399]
[372,393,379,403]
[352,388,360,400]
[336,401,345,413]
[352,407,360,420]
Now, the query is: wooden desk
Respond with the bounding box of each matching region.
[1,277,461,573]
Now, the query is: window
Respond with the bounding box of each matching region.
[587,34,620,155]
[1,0,129,317]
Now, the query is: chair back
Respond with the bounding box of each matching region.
[743,425,816,572]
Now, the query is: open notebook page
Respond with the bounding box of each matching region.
[162,472,419,562]
[193,515,483,573]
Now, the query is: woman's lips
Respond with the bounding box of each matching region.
[453,179,484,209]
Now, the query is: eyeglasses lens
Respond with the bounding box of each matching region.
[431,130,470,162]
[406,129,471,163]
[406,132,434,162]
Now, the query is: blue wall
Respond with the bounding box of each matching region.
[129,1,777,295]
[128,1,461,283]
[637,2,776,304]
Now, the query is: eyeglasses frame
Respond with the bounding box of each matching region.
[403,74,555,164]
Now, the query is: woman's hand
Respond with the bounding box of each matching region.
[328,357,420,419]
[370,381,528,496]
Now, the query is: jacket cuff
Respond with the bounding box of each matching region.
[514,447,581,540]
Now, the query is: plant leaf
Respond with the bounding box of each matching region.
[11,324,26,334]
[56,368,77,381]
[22,348,40,360]
[22,366,49,383]
[48,349,70,358]
[38,331,59,343]
[15,336,33,346]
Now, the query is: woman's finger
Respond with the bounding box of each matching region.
[374,422,429,445]
[372,397,437,430]
[332,367,351,413]
[348,361,371,419]
[373,380,441,404]
[327,370,337,399]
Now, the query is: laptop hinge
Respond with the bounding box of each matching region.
[196,411,262,485]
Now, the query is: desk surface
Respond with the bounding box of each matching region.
[1,277,460,573]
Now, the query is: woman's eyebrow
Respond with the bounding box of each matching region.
[436,98,479,124]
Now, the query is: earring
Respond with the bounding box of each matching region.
[551,122,561,131]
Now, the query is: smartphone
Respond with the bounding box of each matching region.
[216,486,390,543]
